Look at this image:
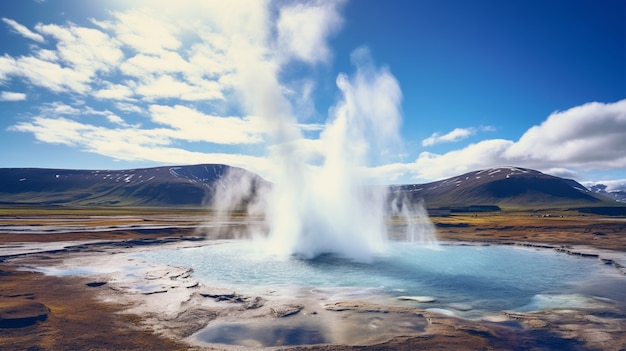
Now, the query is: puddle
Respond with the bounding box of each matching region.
[190,311,427,347]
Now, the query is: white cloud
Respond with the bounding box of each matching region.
[148,104,265,144]
[35,49,58,61]
[2,18,45,43]
[8,55,93,93]
[297,123,325,132]
[413,139,515,181]
[119,51,193,79]
[421,125,494,147]
[104,8,182,54]
[135,74,225,101]
[0,91,26,101]
[106,115,124,124]
[34,22,123,75]
[582,179,626,192]
[422,127,475,146]
[93,83,134,100]
[8,115,272,177]
[371,100,626,183]
[542,168,580,179]
[40,102,81,116]
[9,117,95,146]
[114,102,143,114]
[504,100,626,169]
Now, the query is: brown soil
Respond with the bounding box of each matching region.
[432,212,626,251]
[0,265,188,350]
[1,211,625,350]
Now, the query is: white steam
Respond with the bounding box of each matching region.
[207,2,435,262]
[212,48,436,262]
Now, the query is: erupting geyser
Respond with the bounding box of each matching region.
[213,49,436,262]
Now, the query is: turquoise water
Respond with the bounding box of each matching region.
[137,241,620,313]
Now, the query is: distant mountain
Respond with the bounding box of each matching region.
[391,167,618,210]
[0,164,263,207]
[0,165,622,210]
[586,184,626,203]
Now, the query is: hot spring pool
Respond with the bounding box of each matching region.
[136,241,624,315]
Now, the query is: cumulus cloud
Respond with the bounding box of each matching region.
[377,99,626,183]
[106,114,128,126]
[0,0,344,108]
[40,102,81,116]
[504,100,626,168]
[422,127,475,146]
[0,91,26,101]
[421,125,495,147]
[94,83,134,100]
[148,105,265,144]
[35,23,123,73]
[106,8,182,54]
[2,18,45,43]
[5,55,93,93]
[8,114,272,177]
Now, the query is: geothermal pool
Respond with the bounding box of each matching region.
[136,241,624,316]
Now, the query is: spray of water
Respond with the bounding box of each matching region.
[211,48,437,262]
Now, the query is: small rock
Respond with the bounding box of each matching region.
[323,301,389,313]
[524,319,548,329]
[397,296,437,303]
[270,304,303,317]
[243,296,265,310]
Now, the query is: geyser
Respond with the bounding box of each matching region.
[213,49,436,261]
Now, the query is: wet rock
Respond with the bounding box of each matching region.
[524,319,548,329]
[0,299,49,328]
[200,289,264,308]
[455,324,498,338]
[323,301,390,313]
[448,303,473,311]
[270,304,303,317]
[243,296,265,310]
[200,287,237,300]
[397,295,437,303]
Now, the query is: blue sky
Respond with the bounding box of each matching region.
[1,0,625,189]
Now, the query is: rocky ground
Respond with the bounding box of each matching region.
[1,211,625,350]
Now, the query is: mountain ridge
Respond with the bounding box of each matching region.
[0,164,622,210]
[391,167,612,208]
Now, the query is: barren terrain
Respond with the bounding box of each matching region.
[1,207,625,350]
